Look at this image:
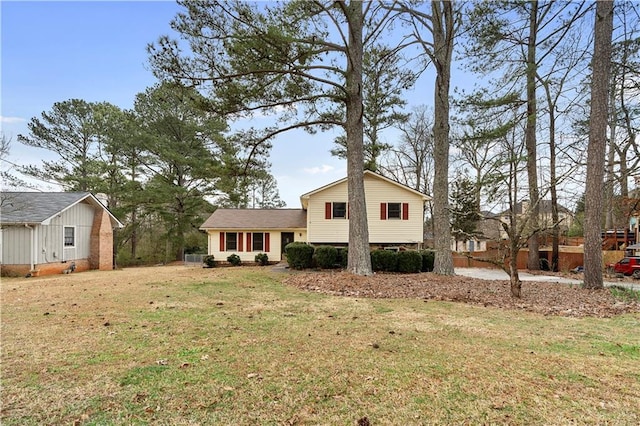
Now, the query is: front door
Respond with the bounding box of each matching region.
[281,232,294,254]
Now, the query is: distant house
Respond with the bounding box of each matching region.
[1,192,123,277]
[497,200,574,240]
[451,212,501,253]
[451,201,575,252]
[631,214,640,251]
[200,171,431,263]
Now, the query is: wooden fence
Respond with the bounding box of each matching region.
[452,248,626,272]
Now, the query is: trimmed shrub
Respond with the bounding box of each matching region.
[421,250,435,272]
[371,249,398,272]
[313,246,338,269]
[203,255,216,268]
[285,242,314,270]
[337,247,348,269]
[227,253,241,266]
[255,252,269,266]
[397,250,423,273]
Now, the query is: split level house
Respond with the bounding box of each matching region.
[200,171,431,263]
[1,192,123,276]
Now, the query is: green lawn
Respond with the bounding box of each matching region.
[2,266,639,425]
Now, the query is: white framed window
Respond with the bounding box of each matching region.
[387,203,401,219]
[381,202,409,220]
[225,232,237,251]
[325,202,348,219]
[64,226,75,247]
[332,202,347,219]
[252,233,264,251]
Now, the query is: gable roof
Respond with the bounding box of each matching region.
[299,170,431,209]
[1,192,123,227]
[200,209,307,230]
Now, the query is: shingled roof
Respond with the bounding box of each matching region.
[1,192,122,227]
[200,209,307,230]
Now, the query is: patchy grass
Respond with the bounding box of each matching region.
[2,265,639,425]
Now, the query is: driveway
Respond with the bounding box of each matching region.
[456,267,640,291]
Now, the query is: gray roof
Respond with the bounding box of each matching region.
[0,192,123,227]
[200,209,307,230]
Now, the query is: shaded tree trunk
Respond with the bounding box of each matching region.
[432,0,455,275]
[345,0,372,275]
[584,0,614,289]
[526,0,540,271]
[509,238,522,298]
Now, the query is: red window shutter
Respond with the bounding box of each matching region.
[238,232,243,252]
[246,233,252,252]
[402,203,409,220]
[219,232,225,251]
[347,202,350,219]
[380,203,387,220]
[265,233,270,252]
[325,202,332,219]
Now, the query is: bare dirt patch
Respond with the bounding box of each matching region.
[283,270,640,318]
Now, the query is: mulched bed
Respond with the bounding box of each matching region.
[283,271,640,318]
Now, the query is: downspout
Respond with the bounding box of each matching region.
[25,224,35,272]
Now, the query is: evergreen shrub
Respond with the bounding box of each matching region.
[254,253,269,266]
[371,249,398,272]
[227,253,241,266]
[203,255,216,268]
[337,247,348,269]
[285,242,314,270]
[421,250,435,272]
[397,250,423,273]
[313,246,338,269]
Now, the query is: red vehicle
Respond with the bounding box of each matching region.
[609,257,640,279]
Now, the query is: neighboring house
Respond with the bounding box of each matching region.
[1,192,123,276]
[497,200,574,239]
[451,213,501,253]
[200,171,431,262]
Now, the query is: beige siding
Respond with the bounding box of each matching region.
[306,182,350,243]
[306,174,425,244]
[207,229,306,263]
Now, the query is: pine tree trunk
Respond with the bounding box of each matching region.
[548,88,559,272]
[432,0,454,275]
[584,0,614,289]
[345,0,372,276]
[526,0,540,271]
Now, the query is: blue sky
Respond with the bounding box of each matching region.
[1,1,435,206]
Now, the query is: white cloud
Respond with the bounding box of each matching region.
[0,116,26,124]
[303,164,335,175]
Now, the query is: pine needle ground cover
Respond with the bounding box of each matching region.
[2,266,639,425]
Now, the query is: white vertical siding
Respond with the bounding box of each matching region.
[26,201,95,264]
[44,202,94,262]
[2,201,97,266]
[306,174,425,244]
[1,226,31,264]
